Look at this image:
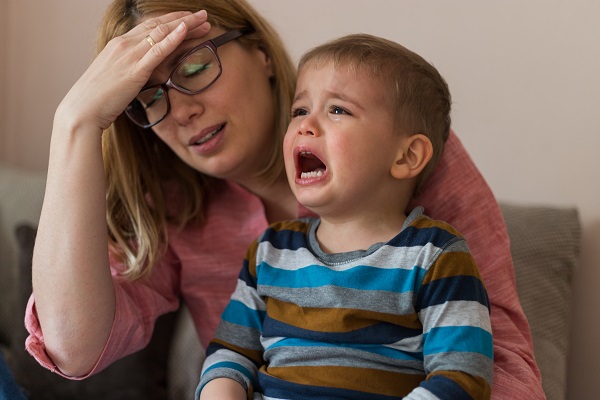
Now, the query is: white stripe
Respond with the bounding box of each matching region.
[403,386,442,400]
[419,301,492,334]
[257,241,445,272]
[230,279,266,311]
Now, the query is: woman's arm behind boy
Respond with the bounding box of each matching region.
[411,132,544,400]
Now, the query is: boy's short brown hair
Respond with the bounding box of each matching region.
[298,33,451,193]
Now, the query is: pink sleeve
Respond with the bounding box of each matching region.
[24,247,181,379]
[409,131,544,399]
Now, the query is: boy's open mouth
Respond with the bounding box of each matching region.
[297,151,326,179]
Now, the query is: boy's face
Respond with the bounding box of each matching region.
[284,61,404,218]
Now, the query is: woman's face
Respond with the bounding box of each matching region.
[147,26,276,184]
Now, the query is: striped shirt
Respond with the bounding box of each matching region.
[198,207,493,400]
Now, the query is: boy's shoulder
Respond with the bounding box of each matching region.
[257,217,318,243]
[406,206,465,241]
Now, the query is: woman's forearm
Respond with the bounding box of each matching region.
[31,108,115,377]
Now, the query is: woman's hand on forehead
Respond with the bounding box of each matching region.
[132,10,212,44]
[57,10,210,133]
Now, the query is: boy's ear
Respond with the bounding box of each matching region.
[390,134,433,180]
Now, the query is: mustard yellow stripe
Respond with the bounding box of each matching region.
[271,219,311,232]
[410,216,462,237]
[268,298,422,332]
[246,238,260,278]
[212,338,263,365]
[422,251,483,285]
[266,365,425,397]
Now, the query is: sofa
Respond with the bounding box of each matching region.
[0,163,580,400]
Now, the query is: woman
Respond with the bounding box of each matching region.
[26,0,543,398]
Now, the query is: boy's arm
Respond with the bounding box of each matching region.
[199,378,246,400]
[196,242,266,400]
[407,238,493,400]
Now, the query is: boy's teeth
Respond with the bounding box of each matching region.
[300,170,324,179]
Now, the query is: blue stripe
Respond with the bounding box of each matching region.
[424,326,493,359]
[421,374,473,399]
[389,225,457,249]
[203,361,255,384]
[205,342,227,357]
[417,275,490,310]
[263,222,456,252]
[238,260,257,288]
[221,300,265,329]
[260,226,309,250]
[263,316,422,349]
[257,263,427,293]
[258,371,404,400]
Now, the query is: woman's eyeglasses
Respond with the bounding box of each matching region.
[125,30,247,128]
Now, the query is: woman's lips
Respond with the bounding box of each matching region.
[189,124,225,146]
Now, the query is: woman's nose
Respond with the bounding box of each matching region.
[167,89,204,125]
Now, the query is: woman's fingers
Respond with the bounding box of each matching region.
[128,10,210,45]
[136,12,211,73]
[134,10,210,68]
[124,10,192,37]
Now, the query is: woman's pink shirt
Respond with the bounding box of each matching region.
[24,131,544,399]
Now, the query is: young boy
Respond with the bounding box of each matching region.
[196,33,493,400]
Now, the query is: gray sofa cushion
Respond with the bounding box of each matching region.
[11,224,177,400]
[500,202,580,400]
[0,166,45,349]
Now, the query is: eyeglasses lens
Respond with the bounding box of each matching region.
[126,46,221,128]
[173,47,220,91]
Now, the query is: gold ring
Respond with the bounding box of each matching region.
[145,35,156,47]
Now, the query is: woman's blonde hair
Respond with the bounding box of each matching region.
[98,0,296,280]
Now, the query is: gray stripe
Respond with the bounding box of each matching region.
[259,285,416,315]
[264,344,425,375]
[419,301,492,333]
[215,320,263,351]
[425,352,494,383]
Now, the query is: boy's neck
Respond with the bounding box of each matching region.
[315,210,408,254]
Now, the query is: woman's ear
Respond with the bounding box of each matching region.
[257,44,274,78]
[390,134,433,180]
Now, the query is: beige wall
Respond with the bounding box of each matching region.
[1,0,598,398]
[0,0,111,171]
[0,1,8,159]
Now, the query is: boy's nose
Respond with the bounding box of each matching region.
[298,115,319,136]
